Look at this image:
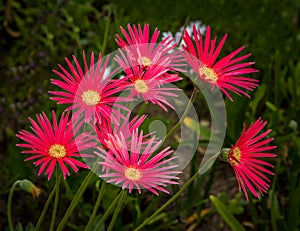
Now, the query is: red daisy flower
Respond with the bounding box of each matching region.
[116,23,184,75]
[16,111,96,180]
[221,118,276,200]
[182,25,259,101]
[97,130,180,195]
[50,51,127,124]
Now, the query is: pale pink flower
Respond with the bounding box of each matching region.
[16,111,95,180]
[182,26,259,101]
[97,130,180,195]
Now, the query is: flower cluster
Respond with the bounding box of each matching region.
[16,23,276,199]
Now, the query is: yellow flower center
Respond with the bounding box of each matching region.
[141,56,151,67]
[49,144,66,158]
[125,167,142,181]
[229,147,241,165]
[134,79,149,93]
[82,90,101,106]
[198,66,218,82]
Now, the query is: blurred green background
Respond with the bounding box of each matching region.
[0,0,299,230]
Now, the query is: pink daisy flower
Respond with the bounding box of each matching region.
[116,23,185,75]
[221,118,276,200]
[50,51,127,124]
[115,49,180,111]
[96,130,181,195]
[182,25,259,101]
[16,111,96,180]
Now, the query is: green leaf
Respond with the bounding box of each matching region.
[265,101,278,112]
[269,189,281,231]
[210,195,246,231]
[249,84,266,115]
[229,198,244,215]
[25,223,35,231]
[15,223,24,231]
[287,184,300,230]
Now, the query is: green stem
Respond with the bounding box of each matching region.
[49,167,60,231]
[56,170,95,231]
[7,180,21,231]
[34,184,56,231]
[107,190,127,231]
[84,180,106,231]
[134,172,199,231]
[134,152,220,231]
[164,87,198,141]
[94,190,123,231]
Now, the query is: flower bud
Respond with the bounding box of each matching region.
[219,148,230,162]
[19,179,41,199]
